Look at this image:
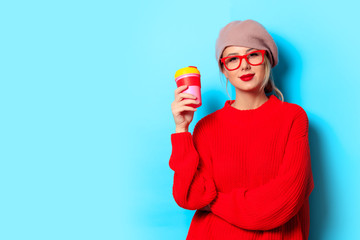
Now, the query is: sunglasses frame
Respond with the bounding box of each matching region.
[220,50,266,71]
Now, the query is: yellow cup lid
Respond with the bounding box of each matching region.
[175,66,200,79]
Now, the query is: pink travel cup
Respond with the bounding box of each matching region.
[174,66,202,108]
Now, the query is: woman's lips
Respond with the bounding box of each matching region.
[240,74,255,81]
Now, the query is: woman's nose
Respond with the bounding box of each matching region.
[240,58,250,70]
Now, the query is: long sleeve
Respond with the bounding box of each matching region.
[209,107,315,231]
[169,120,217,210]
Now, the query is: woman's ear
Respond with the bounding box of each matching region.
[220,62,228,79]
[222,67,229,79]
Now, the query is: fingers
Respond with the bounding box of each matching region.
[174,85,197,102]
[171,100,198,114]
[174,85,188,95]
[172,98,199,109]
[179,99,199,106]
[178,92,197,101]
[177,105,197,112]
[172,85,198,114]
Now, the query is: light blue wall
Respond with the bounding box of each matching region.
[0,0,359,239]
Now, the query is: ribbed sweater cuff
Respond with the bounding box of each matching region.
[169,132,198,172]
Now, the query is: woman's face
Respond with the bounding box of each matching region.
[221,46,266,93]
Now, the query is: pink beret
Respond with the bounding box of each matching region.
[215,20,278,69]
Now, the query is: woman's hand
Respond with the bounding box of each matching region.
[171,85,199,133]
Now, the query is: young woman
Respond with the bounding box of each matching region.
[170,20,314,239]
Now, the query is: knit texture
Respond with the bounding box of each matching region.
[169,94,314,240]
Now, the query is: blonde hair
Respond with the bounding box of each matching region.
[219,55,284,102]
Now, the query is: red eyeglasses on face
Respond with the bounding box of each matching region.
[220,50,266,71]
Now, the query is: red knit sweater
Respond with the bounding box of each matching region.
[169,95,315,240]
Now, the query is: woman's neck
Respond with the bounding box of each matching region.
[231,91,269,110]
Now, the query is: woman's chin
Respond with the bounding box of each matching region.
[234,84,261,93]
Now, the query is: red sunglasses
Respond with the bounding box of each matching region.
[220,50,266,71]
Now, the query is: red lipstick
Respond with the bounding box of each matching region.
[240,74,255,81]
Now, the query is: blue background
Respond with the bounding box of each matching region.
[0,0,359,239]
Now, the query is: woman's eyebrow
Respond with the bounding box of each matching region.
[226,48,256,57]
